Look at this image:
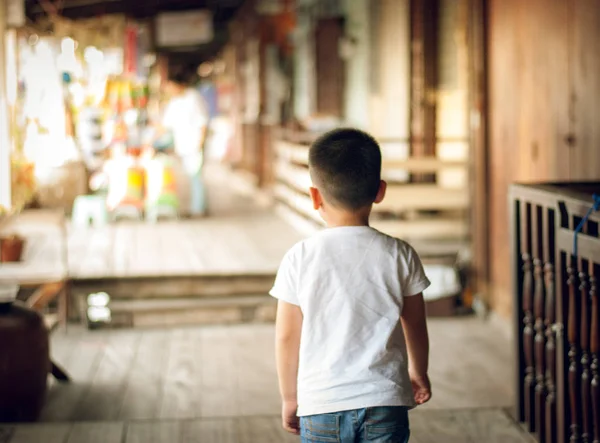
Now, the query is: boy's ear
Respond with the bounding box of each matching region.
[374,180,387,204]
[309,187,322,210]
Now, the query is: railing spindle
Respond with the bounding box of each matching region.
[535,255,547,441]
[581,269,592,443]
[546,260,557,443]
[568,261,581,443]
[590,272,599,443]
[524,250,536,432]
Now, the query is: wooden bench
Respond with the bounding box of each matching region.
[273,131,470,250]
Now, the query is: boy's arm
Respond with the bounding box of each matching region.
[275,300,303,434]
[401,293,431,404]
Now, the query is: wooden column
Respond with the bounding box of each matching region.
[0,3,11,209]
[314,17,345,118]
[409,0,438,179]
[468,0,490,304]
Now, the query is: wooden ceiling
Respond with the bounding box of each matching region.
[25,0,244,20]
[25,0,246,63]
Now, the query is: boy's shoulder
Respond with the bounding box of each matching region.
[283,228,418,261]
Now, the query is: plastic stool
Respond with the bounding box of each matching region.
[146,204,179,223]
[72,195,108,227]
[144,156,179,222]
[111,205,143,222]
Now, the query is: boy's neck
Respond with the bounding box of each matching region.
[323,207,372,228]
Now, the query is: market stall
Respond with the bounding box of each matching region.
[6,14,176,221]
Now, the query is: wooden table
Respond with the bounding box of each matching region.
[0,210,71,381]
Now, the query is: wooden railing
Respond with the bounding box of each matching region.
[511,183,600,443]
[274,128,470,252]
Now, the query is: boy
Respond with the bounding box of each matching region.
[270,128,431,442]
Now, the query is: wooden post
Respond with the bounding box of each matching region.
[468,0,490,308]
[510,192,525,424]
[0,3,11,209]
[409,0,438,181]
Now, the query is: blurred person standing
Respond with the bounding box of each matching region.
[160,68,209,217]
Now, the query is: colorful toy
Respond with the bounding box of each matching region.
[144,154,179,222]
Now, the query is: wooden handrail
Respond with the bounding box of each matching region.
[511,181,600,443]
[275,140,468,172]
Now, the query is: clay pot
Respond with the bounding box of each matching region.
[0,235,25,262]
[0,299,50,422]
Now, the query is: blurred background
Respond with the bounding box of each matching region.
[0,1,598,442]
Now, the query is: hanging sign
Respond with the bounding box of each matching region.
[124,25,138,75]
[6,0,25,27]
[155,10,213,47]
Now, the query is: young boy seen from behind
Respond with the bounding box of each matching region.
[271,128,432,443]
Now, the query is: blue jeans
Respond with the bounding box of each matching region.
[300,407,410,443]
[189,171,206,215]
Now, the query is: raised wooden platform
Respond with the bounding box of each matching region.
[2,165,303,325]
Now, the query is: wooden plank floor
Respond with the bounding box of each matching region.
[37,318,515,422]
[0,318,531,441]
[67,212,301,279]
[0,409,534,443]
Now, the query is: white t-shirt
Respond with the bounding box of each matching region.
[162,88,208,174]
[270,226,431,417]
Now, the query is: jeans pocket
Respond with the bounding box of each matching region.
[301,414,341,443]
[365,407,410,442]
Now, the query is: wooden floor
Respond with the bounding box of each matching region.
[0,165,302,282]
[67,212,301,279]
[0,318,531,442]
[0,409,533,443]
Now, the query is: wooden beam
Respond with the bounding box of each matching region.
[27,0,243,20]
[372,218,469,240]
[275,140,468,172]
[275,160,468,211]
[410,0,439,165]
[72,274,277,300]
[468,0,490,301]
[380,184,469,211]
[274,184,469,240]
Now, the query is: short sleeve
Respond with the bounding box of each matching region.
[269,249,300,306]
[403,245,431,296]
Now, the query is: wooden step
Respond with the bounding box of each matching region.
[70,273,277,322]
[89,295,277,328]
[73,273,276,300]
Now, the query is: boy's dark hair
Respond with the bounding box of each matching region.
[309,128,382,210]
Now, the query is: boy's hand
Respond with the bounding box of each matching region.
[410,373,432,404]
[281,400,300,435]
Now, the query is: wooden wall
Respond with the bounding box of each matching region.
[487,0,600,317]
[0,5,11,209]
